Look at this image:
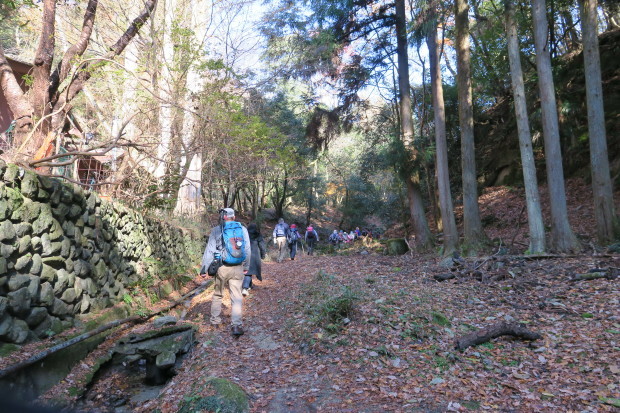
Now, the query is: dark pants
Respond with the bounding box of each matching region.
[242,275,253,289]
[289,242,298,259]
[306,239,316,255]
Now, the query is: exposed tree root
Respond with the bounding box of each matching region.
[455,321,542,351]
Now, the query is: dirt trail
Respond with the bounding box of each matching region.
[140,255,349,412]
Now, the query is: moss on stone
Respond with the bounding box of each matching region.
[178,377,250,413]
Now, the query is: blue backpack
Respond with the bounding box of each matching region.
[220,221,246,265]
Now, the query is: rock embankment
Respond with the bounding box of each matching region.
[0,160,201,344]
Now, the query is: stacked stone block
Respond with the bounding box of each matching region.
[0,160,201,344]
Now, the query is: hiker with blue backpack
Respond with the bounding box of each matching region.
[200,208,251,337]
[287,224,301,260]
[272,218,289,263]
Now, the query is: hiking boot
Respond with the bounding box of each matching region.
[242,288,249,297]
[231,325,244,337]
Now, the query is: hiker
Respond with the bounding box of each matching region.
[349,230,356,242]
[287,224,301,260]
[328,230,340,248]
[242,222,266,297]
[272,218,289,263]
[355,227,361,238]
[305,225,319,255]
[200,208,251,337]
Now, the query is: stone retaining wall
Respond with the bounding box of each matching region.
[0,161,203,344]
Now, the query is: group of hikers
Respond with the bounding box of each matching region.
[199,209,319,337]
[328,227,374,247]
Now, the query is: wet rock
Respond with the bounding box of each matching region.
[0,315,13,338]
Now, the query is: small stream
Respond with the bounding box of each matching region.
[2,281,208,411]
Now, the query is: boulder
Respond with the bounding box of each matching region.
[41,264,57,283]
[156,351,176,369]
[14,253,32,272]
[14,222,32,237]
[20,170,40,199]
[153,316,178,328]
[30,254,42,275]
[32,208,54,235]
[50,298,70,317]
[27,275,40,298]
[31,236,42,252]
[8,273,30,291]
[0,257,6,274]
[0,315,14,339]
[39,282,55,307]
[8,319,30,343]
[177,377,250,413]
[0,296,7,317]
[386,238,409,255]
[61,288,78,303]
[0,243,15,258]
[18,235,31,254]
[26,307,49,328]
[8,287,31,316]
[0,220,15,241]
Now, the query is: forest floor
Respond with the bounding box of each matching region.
[23,177,620,412]
[77,249,619,413]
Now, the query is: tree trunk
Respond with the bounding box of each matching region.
[455,0,487,254]
[579,0,620,244]
[395,0,433,251]
[155,0,177,179]
[504,0,546,254]
[426,11,458,256]
[531,0,581,252]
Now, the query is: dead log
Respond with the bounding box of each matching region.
[434,273,456,282]
[570,272,617,282]
[0,278,212,379]
[455,322,542,351]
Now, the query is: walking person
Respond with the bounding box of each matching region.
[242,223,266,297]
[272,218,289,263]
[200,208,251,337]
[305,225,319,255]
[287,224,301,260]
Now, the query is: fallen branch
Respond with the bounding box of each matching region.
[434,273,456,282]
[0,278,212,379]
[570,271,617,282]
[455,321,542,351]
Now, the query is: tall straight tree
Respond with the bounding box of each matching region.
[504,0,546,254]
[454,0,486,253]
[426,6,458,255]
[395,0,433,250]
[579,0,619,243]
[531,0,581,252]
